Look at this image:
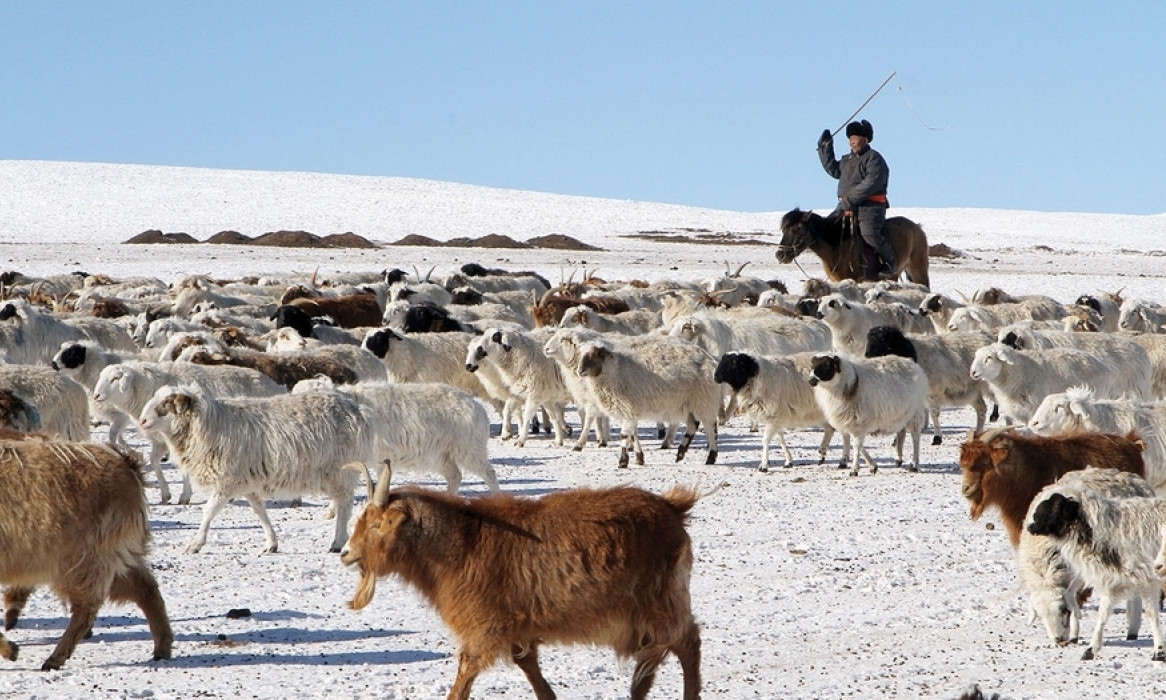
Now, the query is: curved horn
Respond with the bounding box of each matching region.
[310,267,319,288]
[976,424,1020,444]
[346,462,377,503]
[425,266,435,283]
[733,262,750,278]
[372,459,393,506]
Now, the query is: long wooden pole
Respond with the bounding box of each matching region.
[827,70,897,140]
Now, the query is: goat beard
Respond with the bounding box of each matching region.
[348,571,377,610]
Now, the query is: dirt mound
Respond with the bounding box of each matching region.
[124,230,199,244]
[320,232,376,249]
[391,234,445,247]
[526,234,603,251]
[464,234,531,249]
[623,229,772,246]
[205,230,253,245]
[928,243,964,259]
[250,230,327,247]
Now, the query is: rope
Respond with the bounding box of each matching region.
[897,85,951,131]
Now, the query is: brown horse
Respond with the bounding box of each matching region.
[775,208,930,289]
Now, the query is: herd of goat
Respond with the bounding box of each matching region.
[2,260,1166,694]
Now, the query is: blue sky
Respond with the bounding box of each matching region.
[2,2,1163,215]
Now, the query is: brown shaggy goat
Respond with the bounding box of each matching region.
[0,438,172,669]
[183,346,358,390]
[958,427,1146,547]
[288,292,382,328]
[530,290,631,327]
[342,480,701,700]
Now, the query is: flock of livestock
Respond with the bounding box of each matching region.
[2,261,1166,695]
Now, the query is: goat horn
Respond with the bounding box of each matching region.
[310,267,319,288]
[372,459,393,506]
[977,424,1020,443]
[425,266,435,283]
[733,262,749,278]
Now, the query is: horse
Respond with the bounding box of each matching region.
[775,208,930,289]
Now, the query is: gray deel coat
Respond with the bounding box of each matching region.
[818,140,890,212]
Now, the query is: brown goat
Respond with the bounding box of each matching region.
[958,428,1146,547]
[289,292,382,328]
[342,480,702,700]
[0,438,172,669]
[183,346,358,390]
[531,291,631,327]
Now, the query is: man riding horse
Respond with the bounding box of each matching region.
[818,119,897,280]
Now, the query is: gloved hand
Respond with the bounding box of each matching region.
[818,129,832,148]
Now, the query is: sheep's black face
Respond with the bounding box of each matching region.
[0,303,16,322]
[713,352,758,393]
[794,297,819,318]
[274,305,315,338]
[1027,493,1080,539]
[999,331,1024,350]
[450,288,483,305]
[53,342,86,370]
[864,326,918,362]
[363,329,399,359]
[1075,295,1101,313]
[807,355,841,387]
[920,294,943,316]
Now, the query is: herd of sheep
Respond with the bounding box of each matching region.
[2,262,1166,693]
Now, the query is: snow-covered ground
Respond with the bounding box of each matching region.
[0,161,1164,698]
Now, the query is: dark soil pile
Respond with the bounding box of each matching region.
[391,234,445,247]
[526,234,604,251]
[320,232,377,249]
[124,230,199,244]
[928,243,964,259]
[204,230,253,245]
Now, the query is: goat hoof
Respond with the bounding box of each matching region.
[0,642,16,662]
[871,466,878,475]
[931,435,942,446]
[41,658,62,671]
[1129,633,1139,641]
[1154,649,1165,662]
[757,465,769,473]
[705,450,717,465]
[849,469,859,477]
[572,445,583,453]
[908,465,919,473]
[1081,649,1095,661]
[636,453,645,466]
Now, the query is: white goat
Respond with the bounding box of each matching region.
[139,384,375,554]
[0,365,89,441]
[668,312,831,358]
[361,328,498,405]
[1118,298,1166,333]
[0,298,136,364]
[292,376,498,493]
[807,353,928,476]
[1019,467,1154,647]
[92,361,285,504]
[465,328,571,447]
[996,324,1153,400]
[969,343,1122,424]
[815,294,917,355]
[558,305,661,336]
[946,299,1067,333]
[714,351,850,471]
[863,326,993,444]
[1028,386,1166,493]
[572,336,721,468]
[1027,485,1166,660]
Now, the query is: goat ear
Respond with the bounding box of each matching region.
[173,393,193,415]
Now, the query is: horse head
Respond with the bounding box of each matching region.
[776,208,820,263]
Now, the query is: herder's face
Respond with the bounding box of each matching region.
[849,135,869,154]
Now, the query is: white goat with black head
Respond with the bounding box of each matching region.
[807,353,928,476]
[714,351,849,471]
[1028,481,1166,661]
